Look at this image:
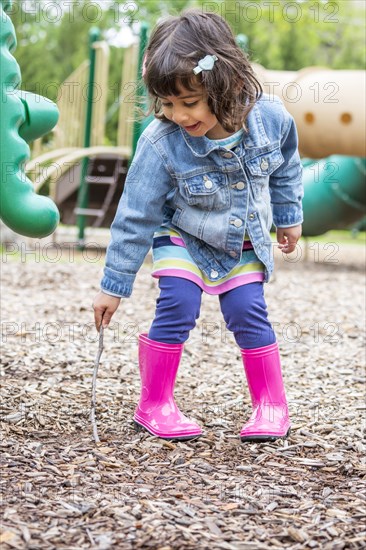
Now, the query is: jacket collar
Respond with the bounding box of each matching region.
[180,102,270,157]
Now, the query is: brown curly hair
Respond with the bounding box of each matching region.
[142,8,263,133]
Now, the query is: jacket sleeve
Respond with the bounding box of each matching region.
[100,135,173,297]
[269,110,304,228]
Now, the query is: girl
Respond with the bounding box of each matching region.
[93,9,303,442]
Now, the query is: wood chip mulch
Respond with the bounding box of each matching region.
[1,241,365,549]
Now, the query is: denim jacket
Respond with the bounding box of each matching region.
[101,93,303,298]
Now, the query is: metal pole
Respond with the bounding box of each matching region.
[77,27,100,248]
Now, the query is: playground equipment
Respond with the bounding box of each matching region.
[301,157,365,236]
[75,27,111,244]
[252,65,366,159]
[0,0,59,238]
[252,64,366,235]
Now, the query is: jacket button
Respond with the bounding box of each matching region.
[210,270,219,279]
[260,158,269,171]
[229,251,238,258]
[236,181,245,190]
[222,152,233,159]
[204,179,213,189]
[249,213,256,220]
[232,218,243,228]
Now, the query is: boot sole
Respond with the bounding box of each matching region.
[241,428,291,443]
[133,420,202,442]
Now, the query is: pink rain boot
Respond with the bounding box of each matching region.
[134,334,202,440]
[240,342,291,442]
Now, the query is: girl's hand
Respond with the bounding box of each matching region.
[93,291,121,331]
[276,225,302,254]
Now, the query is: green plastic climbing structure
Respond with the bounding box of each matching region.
[0,0,59,238]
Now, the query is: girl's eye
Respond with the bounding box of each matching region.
[161,101,198,108]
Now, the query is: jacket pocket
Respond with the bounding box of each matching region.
[179,171,230,211]
[244,148,284,198]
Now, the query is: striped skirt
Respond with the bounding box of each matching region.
[151,227,265,295]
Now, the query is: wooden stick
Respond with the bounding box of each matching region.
[90,326,104,443]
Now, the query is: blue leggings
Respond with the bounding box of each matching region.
[148,277,276,349]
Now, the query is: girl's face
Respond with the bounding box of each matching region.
[159,82,234,140]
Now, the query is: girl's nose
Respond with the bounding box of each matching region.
[172,108,189,126]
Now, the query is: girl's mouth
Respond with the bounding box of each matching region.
[184,122,201,131]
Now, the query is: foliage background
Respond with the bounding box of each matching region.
[9,0,366,144]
